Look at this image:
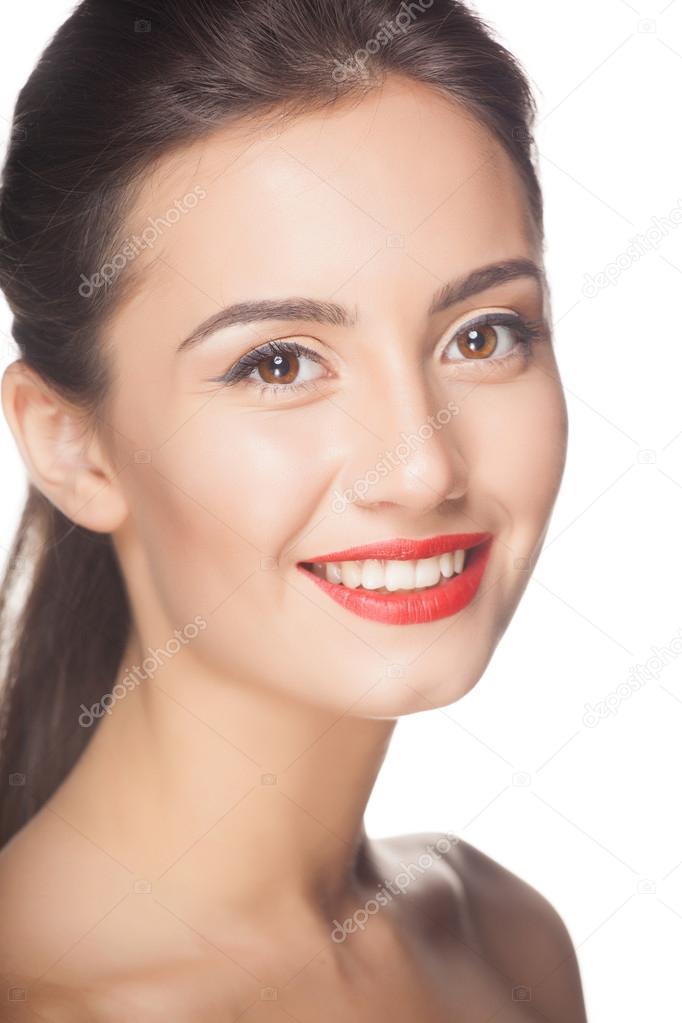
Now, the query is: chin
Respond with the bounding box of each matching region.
[329,636,501,720]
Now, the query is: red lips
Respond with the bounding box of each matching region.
[301,532,491,564]
[297,533,494,626]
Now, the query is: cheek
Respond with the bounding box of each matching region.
[122,405,337,592]
[448,369,566,645]
[114,405,358,702]
[470,367,567,544]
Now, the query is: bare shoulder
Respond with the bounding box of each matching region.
[375,831,586,1021]
[435,832,588,1023]
[0,979,96,1023]
[0,804,130,991]
[0,808,58,969]
[0,819,241,1021]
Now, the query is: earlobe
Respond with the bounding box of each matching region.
[1,359,129,533]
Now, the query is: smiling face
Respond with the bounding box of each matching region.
[96,75,567,717]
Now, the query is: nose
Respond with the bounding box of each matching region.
[337,374,469,516]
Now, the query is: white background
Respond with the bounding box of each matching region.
[2,2,682,1019]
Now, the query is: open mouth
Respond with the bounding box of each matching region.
[296,533,494,626]
[299,547,468,594]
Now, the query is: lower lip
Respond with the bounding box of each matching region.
[296,537,494,626]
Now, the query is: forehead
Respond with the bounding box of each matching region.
[110,75,537,339]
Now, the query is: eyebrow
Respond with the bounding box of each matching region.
[176,257,545,352]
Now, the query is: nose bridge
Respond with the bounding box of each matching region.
[342,361,467,512]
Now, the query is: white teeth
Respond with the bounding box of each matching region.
[414,555,441,588]
[340,560,363,588]
[319,551,468,590]
[326,561,343,585]
[361,559,385,590]
[385,560,415,592]
[439,552,455,578]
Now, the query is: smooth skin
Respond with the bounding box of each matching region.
[0,74,585,1020]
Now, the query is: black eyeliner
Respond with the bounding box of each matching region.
[209,339,321,386]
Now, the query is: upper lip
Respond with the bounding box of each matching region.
[300,532,493,564]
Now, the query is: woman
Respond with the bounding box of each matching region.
[0,0,587,1018]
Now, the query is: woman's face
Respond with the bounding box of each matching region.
[99,75,567,717]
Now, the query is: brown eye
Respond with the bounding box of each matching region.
[257,350,300,385]
[214,338,327,393]
[443,317,525,366]
[455,324,499,360]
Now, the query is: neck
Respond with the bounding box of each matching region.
[54,631,396,928]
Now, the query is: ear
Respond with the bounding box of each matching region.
[1,359,128,533]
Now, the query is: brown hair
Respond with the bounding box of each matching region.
[0,0,543,848]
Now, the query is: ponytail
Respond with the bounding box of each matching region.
[0,484,130,847]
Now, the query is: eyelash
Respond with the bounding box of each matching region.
[210,313,547,398]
